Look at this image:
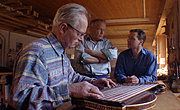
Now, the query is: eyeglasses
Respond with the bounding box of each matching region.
[67,23,86,38]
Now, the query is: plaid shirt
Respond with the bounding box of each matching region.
[7,32,93,110]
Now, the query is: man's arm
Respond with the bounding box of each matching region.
[138,55,157,83]
[85,40,117,61]
[83,55,107,64]
[74,41,108,64]
[75,40,117,65]
[9,54,71,110]
[114,53,127,83]
[8,43,96,110]
[85,49,107,60]
[83,40,117,64]
[10,53,104,110]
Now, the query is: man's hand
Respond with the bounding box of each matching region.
[85,48,92,54]
[68,81,104,98]
[98,58,108,63]
[92,78,117,89]
[84,49,107,60]
[125,75,139,83]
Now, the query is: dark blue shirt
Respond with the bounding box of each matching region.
[114,48,157,83]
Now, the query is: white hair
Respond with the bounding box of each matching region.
[52,3,90,28]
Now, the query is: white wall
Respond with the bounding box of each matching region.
[0,29,38,67]
[0,29,10,66]
[9,32,38,51]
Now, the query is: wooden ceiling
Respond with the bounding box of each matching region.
[0,0,175,52]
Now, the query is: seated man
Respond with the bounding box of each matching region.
[7,3,116,110]
[114,29,157,84]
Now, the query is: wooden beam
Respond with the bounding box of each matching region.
[0,21,23,29]
[104,35,155,39]
[155,0,176,36]
[0,16,28,28]
[0,13,50,32]
[106,23,156,27]
[0,24,17,31]
[27,30,46,37]
[105,18,150,23]
[0,12,36,27]
[113,44,127,47]
[2,0,20,5]
[36,26,50,32]
[0,14,49,36]
[30,28,49,35]
[2,11,21,16]
[114,29,149,33]
[0,25,42,38]
[6,5,30,11]
[104,35,128,39]
[153,0,175,46]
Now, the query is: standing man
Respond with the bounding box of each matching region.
[73,19,117,79]
[114,29,157,84]
[7,4,116,110]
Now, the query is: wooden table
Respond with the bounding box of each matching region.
[58,80,180,110]
[152,81,180,110]
[0,72,12,105]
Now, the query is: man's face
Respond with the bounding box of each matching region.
[127,32,141,49]
[89,21,106,41]
[65,14,88,48]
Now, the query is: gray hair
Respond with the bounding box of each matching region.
[90,19,104,28]
[52,3,90,28]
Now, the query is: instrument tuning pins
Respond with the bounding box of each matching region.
[151,84,166,95]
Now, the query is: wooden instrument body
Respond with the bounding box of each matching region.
[72,83,165,110]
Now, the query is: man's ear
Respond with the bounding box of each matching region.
[140,39,144,46]
[59,23,68,34]
[139,39,144,46]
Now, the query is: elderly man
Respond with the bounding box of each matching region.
[7,3,116,110]
[73,19,117,79]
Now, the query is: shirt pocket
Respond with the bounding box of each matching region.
[48,69,63,86]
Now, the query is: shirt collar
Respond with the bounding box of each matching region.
[86,36,91,41]
[47,32,65,56]
[129,47,146,56]
[141,48,146,55]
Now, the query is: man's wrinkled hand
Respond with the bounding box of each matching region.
[92,78,117,89]
[68,81,104,98]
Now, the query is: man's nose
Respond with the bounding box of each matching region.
[101,29,104,34]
